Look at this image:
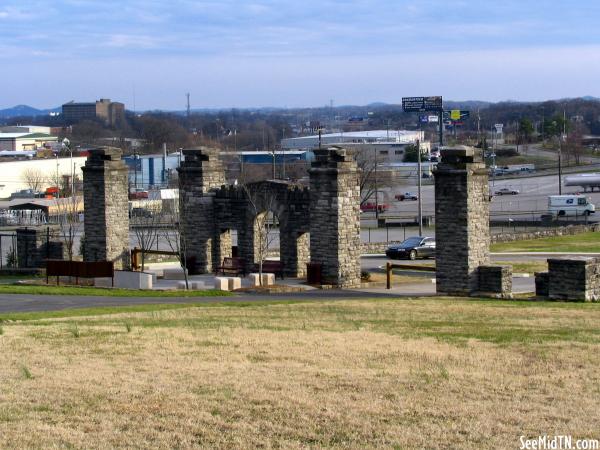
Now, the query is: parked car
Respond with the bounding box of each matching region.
[395,192,418,201]
[360,202,389,213]
[385,236,436,260]
[494,187,519,196]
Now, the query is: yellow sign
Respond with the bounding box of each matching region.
[450,110,461,120]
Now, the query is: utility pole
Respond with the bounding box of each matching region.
[374,147,379,222]
[417,139,423,236]
[438,109,443,147]
[282,128,286,180]
[186,93,190,119]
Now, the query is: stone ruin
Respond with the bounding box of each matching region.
[178,146,361,288]
[65,144,595,300]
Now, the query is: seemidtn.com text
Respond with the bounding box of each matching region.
[520,435,599,450]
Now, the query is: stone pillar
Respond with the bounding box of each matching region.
[434,146,490,295]
[82,147,130,269]
[309,147,361,288]
[177,147,225,274]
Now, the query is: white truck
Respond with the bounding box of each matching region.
[548,195,595,217]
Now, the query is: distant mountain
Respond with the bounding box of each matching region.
[0,104,60,118]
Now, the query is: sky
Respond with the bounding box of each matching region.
[1,0,600,110]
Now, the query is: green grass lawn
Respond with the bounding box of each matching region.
[0,284,232,298]
[1,297,599,449]
[491,231,600,253]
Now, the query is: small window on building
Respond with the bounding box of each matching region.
[379,150,388,155]
[395,150,403,155]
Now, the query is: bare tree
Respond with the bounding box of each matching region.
[356,150,377,206]
[131,202,163,271]
[54,195,83,261]
[22,168,46,192]
[161,189,190,289]
[242,183,278,285]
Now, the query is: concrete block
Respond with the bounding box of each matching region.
[228,277,242,290]
[177,281,187,290]
[191,281,204,290]
[114,271,153,289]
[163,268,188,280]
[261,273,275,286]
[214,277,229,291]
[249,273,261,286]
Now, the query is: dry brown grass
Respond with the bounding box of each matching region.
[1,298,599,449]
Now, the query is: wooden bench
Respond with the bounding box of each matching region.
[215,257,246,276]
[253,260,284,279]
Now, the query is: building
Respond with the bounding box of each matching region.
[0,133,58,152]
[0,156,87,198]
[62,99,125,126]
[123,153,182,189]
[0,125,52,134]
[281,130,430,164]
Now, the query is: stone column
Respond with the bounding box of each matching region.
[82,147,130,269]
[177,147,225,274]
[434,146,490,295]
[309,147,361,288]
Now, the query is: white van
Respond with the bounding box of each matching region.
[548,195,595,217]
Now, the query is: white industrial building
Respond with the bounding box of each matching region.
[0,156,86,199]
[281,130,430,164]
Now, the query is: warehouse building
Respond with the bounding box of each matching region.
[281,130,430,164]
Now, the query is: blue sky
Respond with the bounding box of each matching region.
[2,0,600,109]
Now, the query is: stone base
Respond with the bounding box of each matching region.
[547,257,600,301]
[249,273,261,287]
[163,268,188,280]
[214,277,229,291]
[261,273,275,286]
[94,271,153,289]
[478,265,512,298]
[227,277,242,290]
[535,272,549,297]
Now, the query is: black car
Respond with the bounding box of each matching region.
[385,236,436,260]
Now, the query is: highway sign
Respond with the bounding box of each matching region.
[402,96,443,112]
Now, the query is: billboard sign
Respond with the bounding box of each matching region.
[443,110,471,121]
[494,123,503,133]
[402,96,443,112]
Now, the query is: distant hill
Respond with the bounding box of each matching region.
[0,104,60,118]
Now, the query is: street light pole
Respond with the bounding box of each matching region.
[374,147,379,221]
[558,136,563,195]
[417,139,423,236]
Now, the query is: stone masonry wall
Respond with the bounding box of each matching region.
[309,147,361,288]
[434,147,490,295]
[82,147,130,269]
[16,226,64,268]
[547,257,600,301]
